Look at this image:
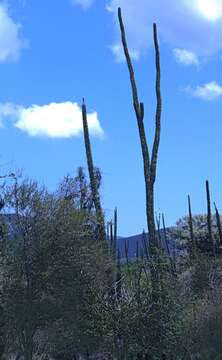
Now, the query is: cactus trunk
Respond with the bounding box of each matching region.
[82,100,105,241]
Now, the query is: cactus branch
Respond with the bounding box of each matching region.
[150,23,162,184]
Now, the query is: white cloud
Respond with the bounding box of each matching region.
[70,0,94,9]
[0,4,25,62]
[109,43,139,62]
[107,0,222,61]
[0,101,104,138]
[186,81,222,101]
[0,103,19,124]
[173,48,199,66]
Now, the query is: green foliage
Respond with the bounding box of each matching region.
[0,173,110,359]
[171,214,222,255]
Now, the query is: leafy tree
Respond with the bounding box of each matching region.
[58,166,101,212]
[0,174,111,360]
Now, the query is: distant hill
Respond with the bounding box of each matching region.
[117,229,180,260]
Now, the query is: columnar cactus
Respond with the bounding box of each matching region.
[188,195,195,255]
[162,214,176,275]
[124,238,129,264]
[214,202,222,247]
[206,180,215,255]
[116,249,122,300]
[162,214,169,256]
[82,99,105,241]
[118,8,162,252]
[113,207,117,257]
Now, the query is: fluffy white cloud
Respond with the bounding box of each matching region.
[70,0,94,9]
[0,4,25,62]
[173,48,199,66]
[107,0,222,61]
[186,81,222,100]
[0,101,104,138]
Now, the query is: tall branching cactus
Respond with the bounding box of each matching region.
[118,8,162,251]
[82,99,105,241]
[206,180,215,255]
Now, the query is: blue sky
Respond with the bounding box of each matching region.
[1,0,222,236]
